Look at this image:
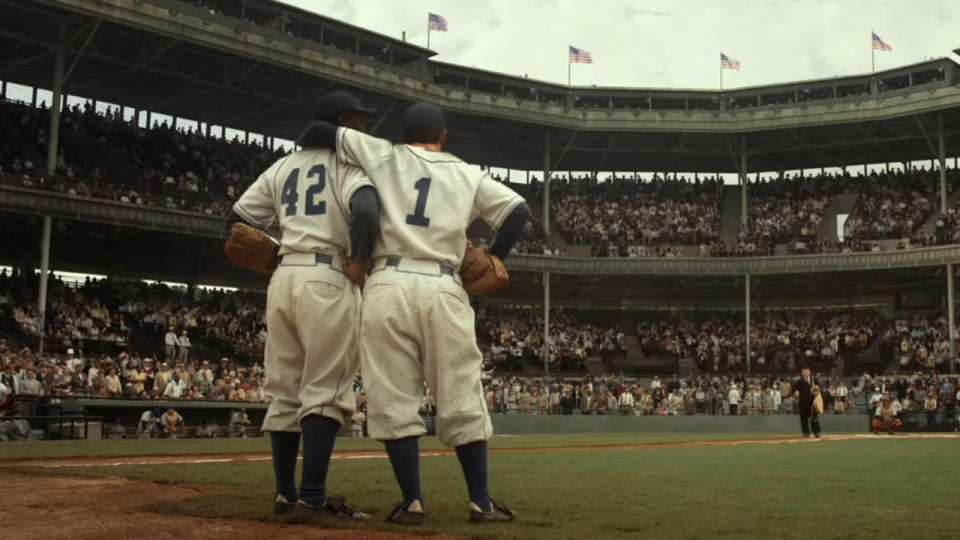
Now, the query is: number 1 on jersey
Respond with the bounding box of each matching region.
[405,177,432,227]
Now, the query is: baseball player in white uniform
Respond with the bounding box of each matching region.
[228,91,378,520]
[308,102,531,524]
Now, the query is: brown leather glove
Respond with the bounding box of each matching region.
[340,250,368,289]
[460,242,509,296]
[224,223,279,275]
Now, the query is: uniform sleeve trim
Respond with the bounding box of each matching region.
[232,202,274,229]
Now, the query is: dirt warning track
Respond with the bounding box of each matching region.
[4,433,956,469]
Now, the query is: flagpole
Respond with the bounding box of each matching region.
[568,58,572,88]
[427,19,431,49]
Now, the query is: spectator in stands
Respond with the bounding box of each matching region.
[105,368,122,397]
[19,369,43,397]
[727,384,740,415]
[177,330,192,363]
[154,362,172,395]
[163,371,187,399]
[164,327,178,362]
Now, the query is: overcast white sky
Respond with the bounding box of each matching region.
[279,0,960,89]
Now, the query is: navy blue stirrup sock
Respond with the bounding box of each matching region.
[299,415,341,506]
[455,441,491,512]
[269,431,300,502]
[384,436,424,508]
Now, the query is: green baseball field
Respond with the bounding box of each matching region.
[1,433,957,540]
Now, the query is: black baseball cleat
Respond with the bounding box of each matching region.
[386,500,426,525]
[468,499,516,523]
[273,494,296,515]
[297,496,371,521]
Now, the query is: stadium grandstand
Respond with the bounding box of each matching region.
[2,0,960,435]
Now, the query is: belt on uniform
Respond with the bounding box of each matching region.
[381,257,456,277]
[279,252,340,271]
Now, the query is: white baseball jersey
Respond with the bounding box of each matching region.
[233,148,372,255]
[334,128,524,268]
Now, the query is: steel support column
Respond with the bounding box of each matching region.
[38,27,67,354]
[745,274,751,375]
[740,134,748,229]
[543,272,551,375]
[46,35,65,175]
[939,114,947,213]
[543,131,551,236]
[38,216,52,354]
[949,263,956,360]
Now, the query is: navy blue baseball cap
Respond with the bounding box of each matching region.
[313,90,374,121]
[403,102,446,142]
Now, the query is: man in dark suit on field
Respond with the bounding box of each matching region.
[794,368,821,438]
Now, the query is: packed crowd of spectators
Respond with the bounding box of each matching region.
[879,314,956,372]
[844,168,951,240]
[482,371,958,429]
[550,175,722,257]
[636,309,881,374]
[6,97,960,260]
[475,305,626,372]
[1,99,279,215]
[744,173,842,254]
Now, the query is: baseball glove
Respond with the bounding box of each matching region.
[224,223,280,275]
[460,242,509,296]
[340,249,368,288]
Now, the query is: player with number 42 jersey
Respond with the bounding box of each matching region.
[228,91,378,520]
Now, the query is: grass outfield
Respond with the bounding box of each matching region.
[6,434,959,539]
[0,432,790,460]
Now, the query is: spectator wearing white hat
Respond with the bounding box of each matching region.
[164,327,178,362]
[177,331,191,363]
[727,384,741,415]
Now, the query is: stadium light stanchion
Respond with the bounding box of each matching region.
[949,264,956,360]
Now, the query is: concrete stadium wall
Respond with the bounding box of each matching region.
[69,399,874,434]
[490,414,871,434]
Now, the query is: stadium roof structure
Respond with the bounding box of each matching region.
[3,0,960,174]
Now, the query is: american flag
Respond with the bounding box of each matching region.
[872,32,892,51]
[428,13,448,32]
[569,45,593,64]
[720,53,740,71]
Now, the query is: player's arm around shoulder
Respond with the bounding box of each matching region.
[296,121,394,173]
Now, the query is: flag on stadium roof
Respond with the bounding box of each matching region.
[872,32,892,51]
[569,46,593,64]
[720,53,741,71]
[428,13,448,32]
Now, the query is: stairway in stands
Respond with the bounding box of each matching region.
[817,193,861,241]
[915,190,960,238]
[719,185,742,246]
